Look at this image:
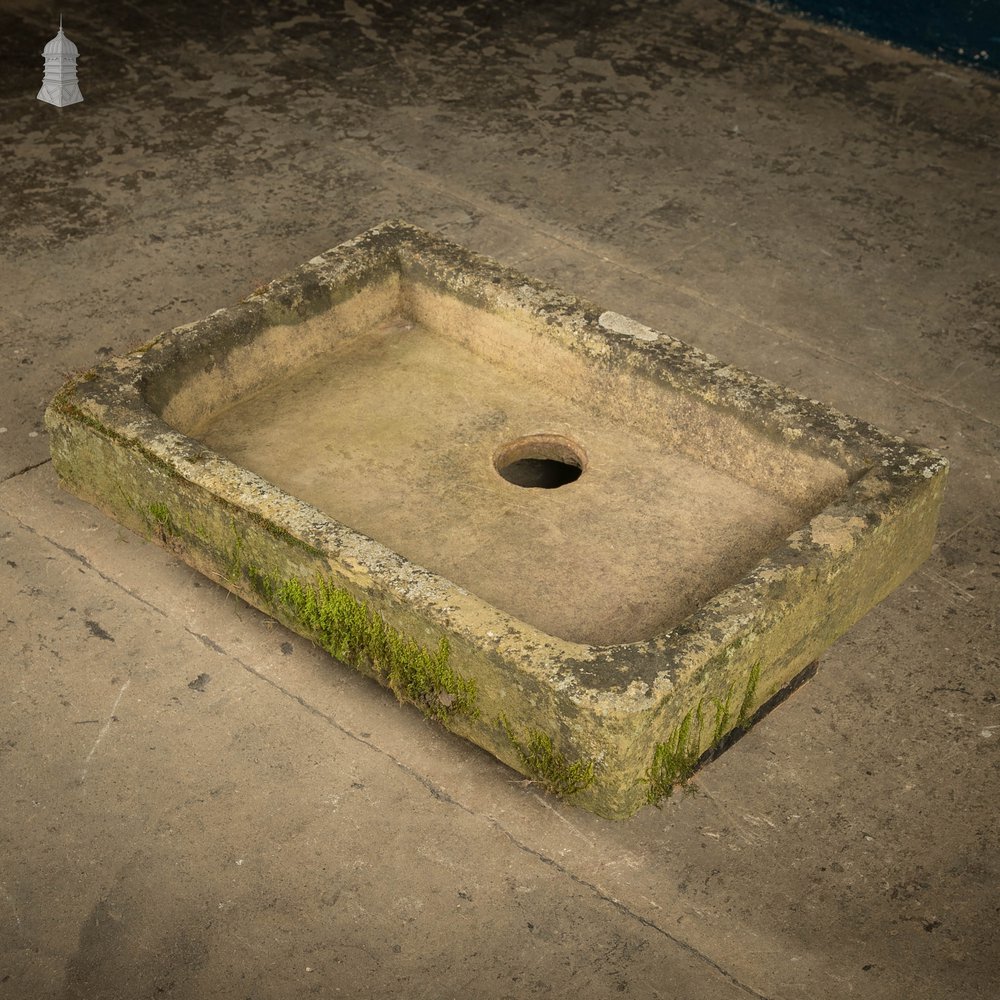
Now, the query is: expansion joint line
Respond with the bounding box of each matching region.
[218,647,773,1000]
[2,457,51,483]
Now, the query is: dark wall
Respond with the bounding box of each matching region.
[774,0,998,72]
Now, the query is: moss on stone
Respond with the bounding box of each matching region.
[645,661,764,808]
[269,574,479,723]
[113,491,476,726]
[147,501,174,529]
[710,686,734,746]
[737,661,762,728]
[498,715,596,798]
[644,703,705,807]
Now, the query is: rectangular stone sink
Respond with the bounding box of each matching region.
[45,221,948,818]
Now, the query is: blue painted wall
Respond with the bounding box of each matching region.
[775,0,999,72]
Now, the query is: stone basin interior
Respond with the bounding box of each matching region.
[149,269,853,647]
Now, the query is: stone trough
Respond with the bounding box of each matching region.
[45,222,948,818]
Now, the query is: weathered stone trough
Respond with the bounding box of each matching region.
[45,222,947,818]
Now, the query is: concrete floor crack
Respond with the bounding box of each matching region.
[2,457,51,483]
[0,512,169,619]
[220,644,772,999]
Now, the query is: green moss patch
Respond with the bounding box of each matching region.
[644,704,705,807]
[265,574,478,723]
[736,661,762,729]
[498,715,596,798]
[147,501,174,530]
[124,496,479,725]
[645,662,763,808]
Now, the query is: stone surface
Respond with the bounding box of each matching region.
[1,0,997,995]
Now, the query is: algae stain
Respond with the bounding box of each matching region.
[710,685,734,746]
[498,714,596,798]
[224,522,247,584]
[645,661,763,808]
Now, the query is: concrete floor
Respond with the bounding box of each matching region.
[1,1,997,997]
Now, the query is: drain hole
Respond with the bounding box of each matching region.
[494,434,586,490]
[501,458,582,489]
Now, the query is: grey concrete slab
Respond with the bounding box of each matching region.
[1,0,998,997]
[4,462,996,998]
[0,487,757,1000]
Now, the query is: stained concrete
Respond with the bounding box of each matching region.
[1,0,997,994]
